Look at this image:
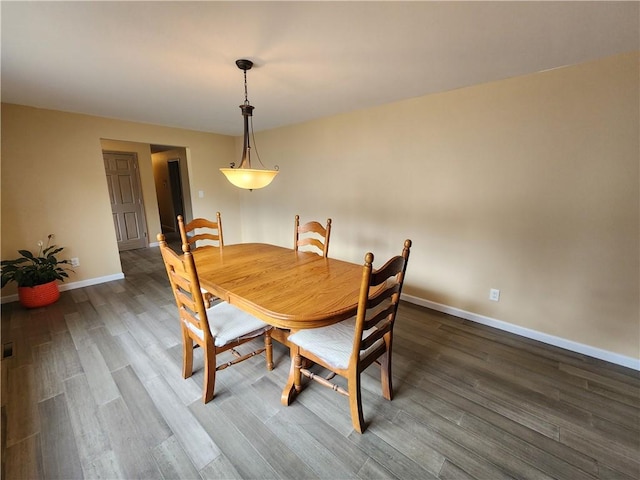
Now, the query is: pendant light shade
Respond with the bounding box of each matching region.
[220,59,279,190]
[219,166,279,190]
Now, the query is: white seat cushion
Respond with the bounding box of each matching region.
[288,318,383,370]
[185,302,270,347]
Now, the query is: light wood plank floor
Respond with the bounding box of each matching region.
[1,244,639,479]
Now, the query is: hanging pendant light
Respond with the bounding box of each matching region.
[220,59,279,190]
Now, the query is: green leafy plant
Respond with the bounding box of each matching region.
[1,234,73,288]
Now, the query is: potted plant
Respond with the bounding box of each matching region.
[1,234,73,308]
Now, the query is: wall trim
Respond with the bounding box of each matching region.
[0,273,125,304]
[401,294,639,371]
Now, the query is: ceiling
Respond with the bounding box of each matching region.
[1,2,638,136]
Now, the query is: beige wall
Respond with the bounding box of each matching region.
[1,52,638,360]
[1,107,240,292]
[242,52,639,359]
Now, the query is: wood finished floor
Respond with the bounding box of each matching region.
[1,244,639,479]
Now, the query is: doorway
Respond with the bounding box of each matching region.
[168,159,185,228]
[151,145,192,241]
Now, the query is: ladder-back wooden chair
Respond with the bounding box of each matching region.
[287,239,412,432]
[178,212,223,251]
[294,215,331,257]
[178,214,223,305]
[158,233,273,403]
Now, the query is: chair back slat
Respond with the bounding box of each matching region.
[359,321,392,351]
[370,256,406,287]
[294,215,332,257]
[296,237,326,253]
[361,303,396,333]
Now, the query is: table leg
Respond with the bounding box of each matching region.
[281,343,302,405]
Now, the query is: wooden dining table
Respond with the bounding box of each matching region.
[191,243,364,403]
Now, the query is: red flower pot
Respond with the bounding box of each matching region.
[18,281,60,308]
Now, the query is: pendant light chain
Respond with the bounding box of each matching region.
[244,67,252,165]
[244,65,268,169]
[244,69,250,106]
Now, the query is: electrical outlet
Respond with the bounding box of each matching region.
[489,288,500,301]
[71,257,80,267]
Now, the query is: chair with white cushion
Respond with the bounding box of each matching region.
[287,239,411,432]
[158,233,273,403]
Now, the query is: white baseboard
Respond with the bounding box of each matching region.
[401,293,640,371]
[0,273,125,304]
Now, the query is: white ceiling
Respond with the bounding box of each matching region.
[2,1,638,136]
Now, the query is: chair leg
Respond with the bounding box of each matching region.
[181,327,194,379]
[202,340,216,403]
[380,335,393,401]
[294,350,303,393]
[265,331,274,371]
[348,371,366,433]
